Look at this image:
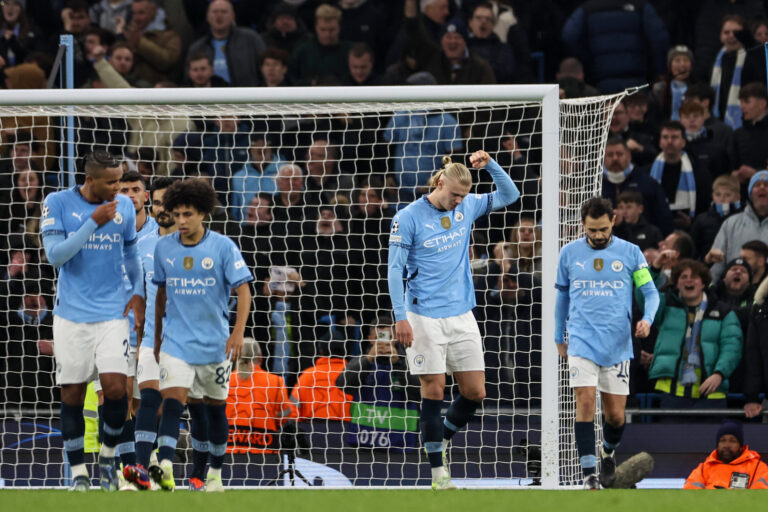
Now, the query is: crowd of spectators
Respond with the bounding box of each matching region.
[1,0,768,427]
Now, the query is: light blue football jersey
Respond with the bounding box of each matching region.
[41,188,137,323]
[555,236,653,367]
[153,230,253,365]
[387,194,493,321]
[127,216,159,346]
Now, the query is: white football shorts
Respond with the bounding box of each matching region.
[136,345,160,386]
[53,316,130,385]
[405,311,484,376]
[159,352,232,401]
[568,355,630,395]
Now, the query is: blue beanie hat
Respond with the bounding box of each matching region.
[748,170,768,197]
[716,419,744,446]
[442,17,468,41]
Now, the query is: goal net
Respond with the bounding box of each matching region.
[0,86,624,489]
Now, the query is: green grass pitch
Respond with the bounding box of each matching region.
[2,489,767,512]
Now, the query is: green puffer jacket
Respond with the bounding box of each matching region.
[646,290,743,393]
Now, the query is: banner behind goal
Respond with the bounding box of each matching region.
[0,86,623,488]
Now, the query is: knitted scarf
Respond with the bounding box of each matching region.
[650,151,696,216]
[680,293,707,386]
[711,47,745,129]
[670,81,687,121]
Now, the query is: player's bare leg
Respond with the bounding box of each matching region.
[444,370,485,465]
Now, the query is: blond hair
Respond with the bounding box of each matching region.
[428,156,472,189]
[713,174,740,195]
[316,4,341,22]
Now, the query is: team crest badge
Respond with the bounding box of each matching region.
[593,258,604,271]
[414,354,425,367]
[114,212,123,224]
[183,256,194,270]
[455,211,464,222]
[441,217,451,230]
[202,257,214,270]
[611,260,623,272]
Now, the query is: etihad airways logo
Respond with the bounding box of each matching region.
[68,232,122,243]
[573,280,625,289]
[573,279,625,297]
[167,277,217,287]
[167,276,217,296]
[423,227,468,248]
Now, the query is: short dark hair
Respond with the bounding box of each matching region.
[188,52,212,66]
[349,42,374,60]
[742,240,768,258]
[258,46,290,67]
[108,41,133,57]
[660,120,685,137]
[580,197,614,222]
[738,82,768,102]
[84,149,120,176]
[150,176,178,196]
[671,258,711,288]
[721,13,746,30]
[617,189,644,206]
[672,229,696,259]
[119,170,146,187]
[66,0,89,14]
[685,83,715,106]
[162,178,216,215]
[605,136,628,149]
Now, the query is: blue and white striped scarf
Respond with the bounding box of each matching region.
[670,81,687,121]
[711,47,745,129]
[650,151,696,217]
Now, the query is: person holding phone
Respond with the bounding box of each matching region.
[335,316,421,450]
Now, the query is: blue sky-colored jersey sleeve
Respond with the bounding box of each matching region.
[223,237,253,289]
[153,241,166,286]
[124,241,144,298]
[123,202,137,246]
[40,193,64,236]
[638,281,659,325]
[555,247,570,290]
[42,219,98,268]
[387,212,414,322]
[555,288,570,344]
[486,158,520,211]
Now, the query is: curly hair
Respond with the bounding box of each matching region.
[162,178,216,215]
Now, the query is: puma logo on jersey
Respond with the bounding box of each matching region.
[166,258,175,267]
[574,261,585,269]
[425,223,435,231]
[72,212,84,221]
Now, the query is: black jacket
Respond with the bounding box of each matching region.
[744,278,768,403]
[730,114,768,171]
[602,167,675,235]
[613,215,663,251]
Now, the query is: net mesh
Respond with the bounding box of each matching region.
[0,90,622,488]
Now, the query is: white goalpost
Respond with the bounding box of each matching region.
[0,85,625,489]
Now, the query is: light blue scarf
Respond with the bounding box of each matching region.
[650,151,696,216]
[711,47,745,129]
[670,81,687,121]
